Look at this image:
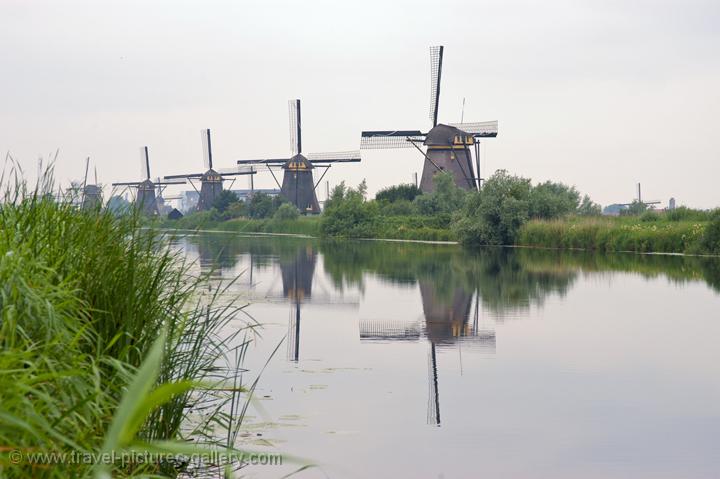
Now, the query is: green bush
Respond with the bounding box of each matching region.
[321,181,378,238]
[413,173,466,216]
[376,183,422,203]
[453,170,532,245]
[274,202,300,220]
[248,192,285,218]
[700,215,720,254]
[211,189,239,212]
[528,181,580,219]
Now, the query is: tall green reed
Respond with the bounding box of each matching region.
[0,163,262,477]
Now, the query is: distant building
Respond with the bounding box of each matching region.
[602,204,628,216]
[230,188,280,202]
[669,197,676,210]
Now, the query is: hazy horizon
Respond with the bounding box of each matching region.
[2,0,719,208]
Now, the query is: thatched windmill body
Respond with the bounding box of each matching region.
[237,100,361,214]
[361,46,499,192]
[112,147,184,216]
[165,129,256,211]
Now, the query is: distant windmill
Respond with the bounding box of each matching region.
[237,100,361,214]
[165,129,256,211]
[361,46,498,192]
[80,157,103,210]
[112,147,185,216]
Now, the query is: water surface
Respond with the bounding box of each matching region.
[178,233,720,479]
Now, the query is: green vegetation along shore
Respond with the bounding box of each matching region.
[158,170,720,255]
[0,173,264,478]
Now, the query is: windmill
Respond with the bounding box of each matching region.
[111,147,185,216]
[237,99,361,214]
[164,129,256,211]
[361,46,498,192]
[80,157,103,210]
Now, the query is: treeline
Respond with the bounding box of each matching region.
[320,170,602,243]
[166,170,720,254]
[320,170,720,254]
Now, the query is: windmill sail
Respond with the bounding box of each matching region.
[429,45,444,127]
[448,121,499,137]
[306,151,362,163]
[360,130,426,149]
[82,157,90,188]
[289,99,301,155]
[201,129,213,170]
[140,146,151,180]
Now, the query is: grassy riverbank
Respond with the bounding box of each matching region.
[1,177,256,477]
[159,213,323,236]
[518,215,718,254]
[158,171,720,255]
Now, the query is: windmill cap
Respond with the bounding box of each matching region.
[201,168,223,181]
[423,124,473,146]
[283,154,314,170]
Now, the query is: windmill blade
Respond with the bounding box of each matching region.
[82,157,90,188]
[307,151,362,163]
[164,173,202,179]
[140,146,151,180]
[111,181,142,187]
[201,129,213,169]
[217,166,257,177]
[94,166,98,185]
[429,45,444,127]
[360,130,425,149]
[236,158,289,165]
[448,121,499,137]
[156,179,187,185]
[289,99,301,155]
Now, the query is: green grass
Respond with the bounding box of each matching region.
[0,170,260,477]
[517,216,709,254]
[159,214,322,237]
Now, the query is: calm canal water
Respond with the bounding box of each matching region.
[177,232,720,479]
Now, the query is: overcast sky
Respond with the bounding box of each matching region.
[2,0,719,207]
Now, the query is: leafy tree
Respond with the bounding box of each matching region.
[211,190,239,213]
[577,194,602,216]
[413,173,466,216]
[248,192,274,218]
[528,181,580,219]
[376,184,422,203]
[620,200,648,216]
[453,170,532,245]
[320,181,378,237]
[223,200,247,219]
[378,199,415,216]
[273,203,300,220]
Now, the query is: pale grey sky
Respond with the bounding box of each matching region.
[2,0,719,207]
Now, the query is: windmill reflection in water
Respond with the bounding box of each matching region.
[359,282,496,426]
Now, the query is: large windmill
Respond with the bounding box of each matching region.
[165,129,256,211]
[237,100,361,214]
[112,147,184,216]
[361,46,498,192]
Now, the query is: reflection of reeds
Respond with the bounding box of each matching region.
[0,165,262,477]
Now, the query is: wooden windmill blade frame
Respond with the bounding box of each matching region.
[360,130,426,149]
